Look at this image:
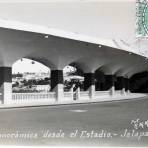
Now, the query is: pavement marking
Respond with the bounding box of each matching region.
[69,109,88,113]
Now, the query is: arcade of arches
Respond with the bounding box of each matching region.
[0,57,145,104]
[0,27,147,105]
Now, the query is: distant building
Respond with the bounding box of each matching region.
[33,85,50,92]
[23,72,50,80]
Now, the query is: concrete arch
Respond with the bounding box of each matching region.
[96,51,143,76]
[98,65,116,75]
[0,26,146,73]
[69,55,113,73]
[94,69,105,83]
[127,65,148,78]
[0,51,5,67]
[116,58,148,78]
[115,54,148,77]
[93,50,131,75]
[23,56,56,70]
[69,62,85,76]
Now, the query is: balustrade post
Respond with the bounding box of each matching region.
[104,75,116,96]
[76,87,80,100]
[115,76,126,95]
[84,73,95,99]
[125,78,130,94]
[51,70,64,102]
[89,85,95,99]
[70,85,74,101]
[0,67,12,104]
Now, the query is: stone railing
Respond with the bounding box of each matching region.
[10,89,132,105]
[64,92,73,101]
[79,91,90,100]
[95,91,110,97]
[12,92,56,103]
[115,90,122,95]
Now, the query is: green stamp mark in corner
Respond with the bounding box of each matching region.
[136,0,148,37]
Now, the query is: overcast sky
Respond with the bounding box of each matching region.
[12,58,73,74]
[12,59,50,73]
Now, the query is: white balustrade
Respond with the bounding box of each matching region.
[115,90,122,96]
[95,91,110,97]
[79,91,90,100]
[11,89,129,105]
[12,92,56,103]
[0,93,2,104]
[64,92,73,101]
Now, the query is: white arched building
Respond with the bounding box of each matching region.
[0,0,147,106]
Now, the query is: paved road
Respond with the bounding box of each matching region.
[0,97,147,146]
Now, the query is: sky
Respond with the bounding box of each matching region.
[12,58,50,73]
[12,58,73,74]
